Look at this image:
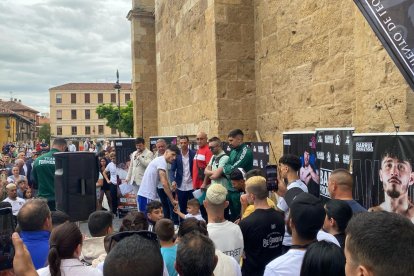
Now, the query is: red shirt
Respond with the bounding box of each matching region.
[192,145,212,189]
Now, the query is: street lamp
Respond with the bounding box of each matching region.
[114,70,122,138]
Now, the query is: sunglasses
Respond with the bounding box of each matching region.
[109,230,159,250]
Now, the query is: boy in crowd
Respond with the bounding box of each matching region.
[174,198,205,221]
[155,219,178,276]
[146,201,164,231]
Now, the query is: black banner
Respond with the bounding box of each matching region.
[222,142,270,173]
[114,138,136,165]
[316,128,353,200]
[282,132,319,197]
[352,134,414,222]
[354,0,414,90]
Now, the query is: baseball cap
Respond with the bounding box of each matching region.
[230,168,246,180]
[290,193,325,237]
[284,187,305,208]
[206,184,228,205]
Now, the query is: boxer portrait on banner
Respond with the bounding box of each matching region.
[299,148,319,197]
[369,147,414,223]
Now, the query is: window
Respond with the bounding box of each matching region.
[71,93,76,104]
[111,93,116,103]
[71,126,77,135]
[56,110,62,120]
[71,110,77,119]
[125,93,130,103]
[111,128,117,135]
[85,126,91,135]
[57,126,62,135]
[56,94,62,104]
[98,125,104,135]
[85,109,90,120]
[98,93,103,103]
[85,93,90,103]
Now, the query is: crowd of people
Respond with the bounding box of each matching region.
[2,129,414,276]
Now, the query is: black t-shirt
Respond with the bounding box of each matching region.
[239,208,285,276]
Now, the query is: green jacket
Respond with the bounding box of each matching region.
[223,143,253,175]
[32,149,59,200]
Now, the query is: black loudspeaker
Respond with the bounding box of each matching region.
[54,152,98,221]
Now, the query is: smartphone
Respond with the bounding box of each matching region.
[0,203,14,271]
[265,165,278,192]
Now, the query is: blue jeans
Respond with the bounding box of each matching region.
[177,189,194,222]
[157,188,179,224]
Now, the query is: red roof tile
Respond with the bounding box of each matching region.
[0,100,39,114]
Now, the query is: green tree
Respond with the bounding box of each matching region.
[38,123,51,144]
[96,101,134,137]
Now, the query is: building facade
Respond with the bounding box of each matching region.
[128,0,414,157]
[49,83,132,141]
[0,99,39,145]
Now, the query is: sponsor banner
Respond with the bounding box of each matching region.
[354,0,414,90]
[223,142,270,172]
[352,134,414,220]
[283,132,319,197]
[316,129,354,199]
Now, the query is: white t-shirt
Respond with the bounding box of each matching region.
[138,156,168,200]
[105,162,117,184]
[207,220,244,262]
[184,212,205,222]
[3,197,25,216]
[277,179,308,246]
[37,259,102,276]
[179,152,193,191]
[263,249,305,276]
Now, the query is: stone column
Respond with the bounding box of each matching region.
[127,0,158,141]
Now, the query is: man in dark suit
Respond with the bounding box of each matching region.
[170,136,196,221]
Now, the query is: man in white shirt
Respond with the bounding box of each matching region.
[2,183,25,216]
[205,184,244,262]
[67,141,76,152]
[126,137,154,196]
[264,193,325,276]
[277,154,308,253]
[137,144,180,213]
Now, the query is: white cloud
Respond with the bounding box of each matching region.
[0,0,132,114]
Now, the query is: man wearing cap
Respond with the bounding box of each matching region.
[204,137,240,221]
[32,138,67,211]
[204,184,244,262]
[277,154,308,253]
[2,183,25,216]
[239,176,285,276]
[264,193,325,276]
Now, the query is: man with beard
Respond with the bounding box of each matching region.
[369,151,414,222]
[299,149,319,197]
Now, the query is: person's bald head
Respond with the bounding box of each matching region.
[328,169,353,199]
[196,132,208,147]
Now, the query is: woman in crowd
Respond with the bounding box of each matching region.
[98,157,112,212]
[37,221,102,276]
[300,240,345,276]
[7,166,26,184]
[119,211,149,232]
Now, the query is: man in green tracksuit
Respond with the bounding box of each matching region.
[32,138,67,211]
[223,129,253,220]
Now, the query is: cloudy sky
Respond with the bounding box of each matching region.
[0,0,132,114]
